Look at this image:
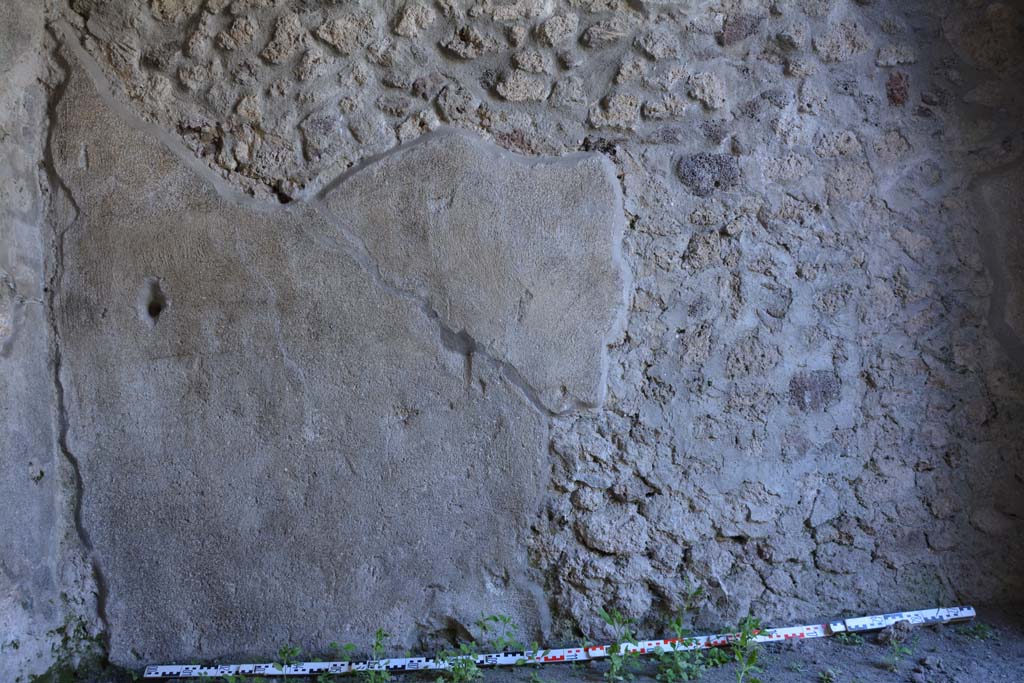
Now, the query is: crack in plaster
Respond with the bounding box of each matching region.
[41,28,110,648]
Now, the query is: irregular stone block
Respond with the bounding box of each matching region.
[788,370,841,412]
[676,153,741,197]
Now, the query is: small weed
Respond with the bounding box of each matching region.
[599,607,642,683]
[786,662,804,674]
[705,647,731,668]
[835,631,865,646]
[655,632,705,681]
[515,640,548,666]
[435,642,482,683]
[277,644,302,668]
[817,669,837,683]
[360,629,393,683]
[957,622,995,641]
[28,601,124,683]
[883,640,913,673]
[731,616,763,683]
[475,614,522,652]
[654,584,708,683]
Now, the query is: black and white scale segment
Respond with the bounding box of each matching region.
[142,606,975,679]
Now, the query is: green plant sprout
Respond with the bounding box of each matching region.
[276,644,302,668]
[654,583,708,683]
[475,614,522,652]
[654,615,705,682]
[435,642,482,683]
[598,607,642,683]
[359,629,393,683]
[957,622,995,641]
[835,631,865,646]
[731,616,763,683]
[883,639,913,673]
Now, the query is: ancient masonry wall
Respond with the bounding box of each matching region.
[1,0,1022,676]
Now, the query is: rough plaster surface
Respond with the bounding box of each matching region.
[322,129,629,412]
[2,0,1024,677]
[48,55,629,663]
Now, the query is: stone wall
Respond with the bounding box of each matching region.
[2,0,1023,676]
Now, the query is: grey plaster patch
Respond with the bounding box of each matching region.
[975,165,1024,367]
[51,59,555,665]
[322,129,630,414]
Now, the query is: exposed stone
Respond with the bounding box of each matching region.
[436,82,480,122]
[261,13,305,64]
[512,49,552,74]
[641,94,685,120]
[581,16,637,48]
[688,71,727,110]
[216,15,258,51]
[815,130,862,157]
[726,333,781,379]
[393,1,436,38]
[441,25,499,59]
[588,93,641,130]
[296,47,332,81]
[496,71,551,101]
[395,108,439,142]
[177,63,210,92]
[813,21,870,62]
[234,92,261,121]
[551,75,587,107]
[635,27,679,60]
[536,12,579,46]
[299,108,346,161]
[887,70,910,106]
[376,92,413,117]
[316,9,378,55]
[615,55,646,84]
[826,162,872,200]
[876,43,917,66]
[788,371,841,412]
[348,111,392,147]
[877,620,915,645]
[676,153,741,196]
[719,13,762,46]
[576,508,650,555]
[776,21,807,50]
[151,0,201,22]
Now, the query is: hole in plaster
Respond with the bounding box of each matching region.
[138,277,168,325]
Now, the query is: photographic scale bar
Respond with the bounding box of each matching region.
[143,605,975,679]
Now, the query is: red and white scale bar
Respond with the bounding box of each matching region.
[143,605,975,679]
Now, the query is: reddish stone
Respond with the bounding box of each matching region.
[887,71,910,106]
